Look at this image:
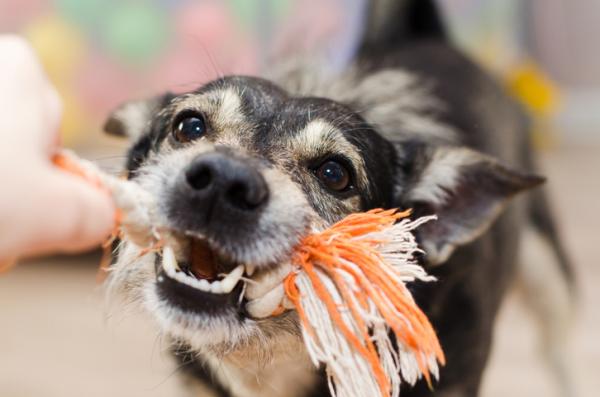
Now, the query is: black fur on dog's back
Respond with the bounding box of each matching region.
[350,1,575,396]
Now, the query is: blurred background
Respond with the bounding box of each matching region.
[0,0,598,396]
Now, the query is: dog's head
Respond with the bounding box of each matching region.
[104,74,542,357]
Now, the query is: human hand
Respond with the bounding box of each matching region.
[0,35,115,264]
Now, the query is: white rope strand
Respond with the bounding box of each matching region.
[293,214,441,397]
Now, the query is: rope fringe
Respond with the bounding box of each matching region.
[285,209,445,397]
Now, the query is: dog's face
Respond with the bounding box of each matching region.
[105,74,541,358]
[106,76,399,355]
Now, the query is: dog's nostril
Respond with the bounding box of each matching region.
[182,153,269,213]
[186,166,213,190]
[225,181,268,210]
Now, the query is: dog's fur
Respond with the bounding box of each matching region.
[104,1,574,396]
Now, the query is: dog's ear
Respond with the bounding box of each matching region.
[103,93,174,140]
[397,143,545,265]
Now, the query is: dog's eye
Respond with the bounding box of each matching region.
[316,160,352,192]
[173,112,206,143]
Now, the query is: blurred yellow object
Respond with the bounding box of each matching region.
[507,61,561,149]
[24,14,86,81]
[55,84,89,145]
[507,60,559,117]
[24,15,88,145]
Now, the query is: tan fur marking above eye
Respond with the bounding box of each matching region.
[171,89,244,127]
[169,88,251,150]
[214,88,253,149]
[170,92,212,114]
[215,88,245,126]
[288,119,369,194]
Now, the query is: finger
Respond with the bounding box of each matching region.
[0,35,63,156]
[18,169,116,258]
[0,36,47,95]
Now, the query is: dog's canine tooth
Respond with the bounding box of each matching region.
[162,246,179,275]
[221,265,244,293]
[246,284,285,318]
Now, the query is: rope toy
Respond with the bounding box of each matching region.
[52,150,445,397]
[284,209,444,397]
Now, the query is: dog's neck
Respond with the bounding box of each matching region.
[203,333,319,397]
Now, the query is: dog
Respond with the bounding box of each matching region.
[103,1,574,396]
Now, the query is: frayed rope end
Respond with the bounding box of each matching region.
[284,209,444,397]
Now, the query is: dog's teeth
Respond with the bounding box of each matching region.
[160,251,244,294]
[245,264,256,276]
[210,280,223,293]
[221,265,244,293]
[246,284,285,318]
[198,279,211,291]
[162,246,179,275]
[173,271,191,287]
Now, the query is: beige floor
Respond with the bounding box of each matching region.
[0,145,598,397]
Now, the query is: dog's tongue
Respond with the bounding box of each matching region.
[189,239,217,279]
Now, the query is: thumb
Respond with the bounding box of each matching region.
[17,169,116,258]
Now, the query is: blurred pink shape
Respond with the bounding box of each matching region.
[76,53,138,118]
[152,0,258,93]
[0,0,49,31]
[271,0,342,60]
[175,0,233,46]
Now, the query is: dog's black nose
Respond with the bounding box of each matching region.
[183,152,268,214]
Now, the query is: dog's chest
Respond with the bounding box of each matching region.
[203,335,319,397]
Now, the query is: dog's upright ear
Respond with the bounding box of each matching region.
[396,143,545,265]
[103,93,174,140]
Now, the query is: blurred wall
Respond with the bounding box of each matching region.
[527,0,600,143]
[0,0,362,148]
[0,0,595,146]
[529,0,600,87]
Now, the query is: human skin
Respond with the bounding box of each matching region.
[0,35,114,265]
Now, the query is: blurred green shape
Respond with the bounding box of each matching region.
[229,0,291,27]
[56,0,107,28]
[101,2,171,66]
[270,0,292,17]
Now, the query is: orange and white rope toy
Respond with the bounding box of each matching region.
[284,209,444,397]
[53,150,445,397]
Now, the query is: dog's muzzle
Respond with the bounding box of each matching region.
[168,151,269,236]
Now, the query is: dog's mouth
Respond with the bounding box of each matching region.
[159,238,249,294]
[154,236,274,318]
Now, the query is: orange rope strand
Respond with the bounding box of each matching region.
[286,209,444,395]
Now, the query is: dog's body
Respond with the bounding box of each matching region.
[105,1,574,396]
